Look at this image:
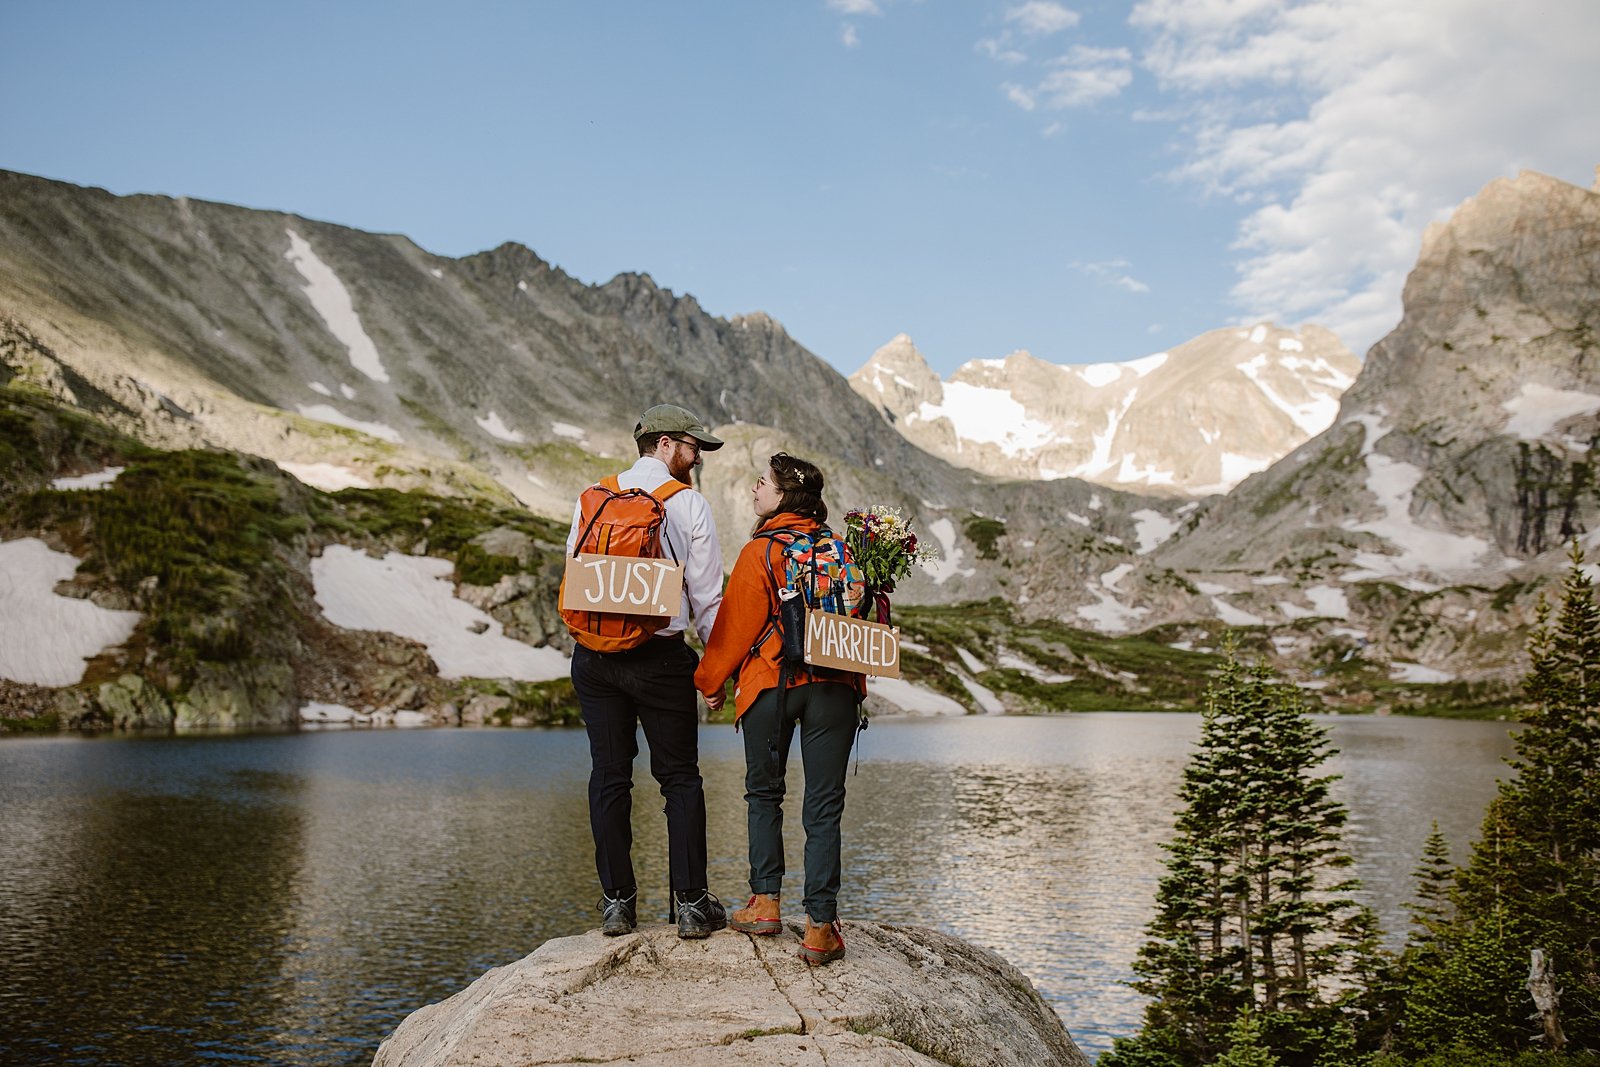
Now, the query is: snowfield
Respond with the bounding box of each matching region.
[294,404,403,444]
[921,517,975,585]
[51,467,124,491]
[1502,382,1600,440]
[0,538,141,686]
[475,411,526,443]
[284,229,389,383]
[866,676,967,716]
[912,381,1055,458]
[280,462,371,491]
[311,545,568,681]
[1341,414,1502,580]
[1077,589,1150,633]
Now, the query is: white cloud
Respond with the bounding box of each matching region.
[1072,258,1151,294]
[842,23,861,47]
[828,0,881,14]
[1006,1,1081,36]
[1127,0,1600,356]
[1044,46,1134,106]
[978,38,1029,64]
[1005,44,1133,110]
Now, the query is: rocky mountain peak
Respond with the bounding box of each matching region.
[851,322,1359,497]
[1149,165,1600,683]
[1343,168,1600,440]
[847,333,944,421]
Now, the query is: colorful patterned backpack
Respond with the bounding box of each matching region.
[756,526,869,666]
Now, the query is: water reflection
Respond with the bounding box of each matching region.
[0,740,305,1064]
[0,714,1516,1064]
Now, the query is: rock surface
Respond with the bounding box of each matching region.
[372,920,1090,1067]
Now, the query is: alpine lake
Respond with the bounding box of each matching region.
[0,712,1517,1065]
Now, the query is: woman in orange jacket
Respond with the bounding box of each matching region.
[694,452,863,965]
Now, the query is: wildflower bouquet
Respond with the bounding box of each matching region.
[843,505,940,613]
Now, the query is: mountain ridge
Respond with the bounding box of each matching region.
[849,323,1359,496]
[3,165,1598,721]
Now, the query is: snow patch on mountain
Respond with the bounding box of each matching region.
[921,517,975,584]
[295,404,402,444]
[281,462,371,491]
[866,676,967,715]
[997,650,1074,683]
[476,411,526,443]
[1077,352,1167,388]
[1211,597,1265,627]
[911,381,1054,457]
[551,422,587,441]
[0,538,142,686]
[1078,389,1138,477]
[283,229,389,383]
[1341,416,1502,581]
[51,467,123,490]
[1131,508,1182,553]
[311,545,568,681]
[960,674,1006,714]
[1076,589,1149,633]
[1305,586,1351,618]
[1392,662,1456,683]
[1502,383,1600,439]
[1237,353,1346,436]
[1101,563,1134,589]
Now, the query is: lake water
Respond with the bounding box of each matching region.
[0,713,1517,1065]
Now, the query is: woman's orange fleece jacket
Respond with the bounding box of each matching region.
[694,511,864,721]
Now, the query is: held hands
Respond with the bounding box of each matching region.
[703,689,725,712]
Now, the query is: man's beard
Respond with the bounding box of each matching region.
[668,455,697,483]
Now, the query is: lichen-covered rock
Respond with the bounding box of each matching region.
[96,673,173,729]
[172,660,296,728]
[373,920,1090,1067]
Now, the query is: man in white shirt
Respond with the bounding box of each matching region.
[566,404,728,939]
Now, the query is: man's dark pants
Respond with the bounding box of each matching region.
[571,637,709,897]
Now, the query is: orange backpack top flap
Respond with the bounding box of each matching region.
[560,477,691,652]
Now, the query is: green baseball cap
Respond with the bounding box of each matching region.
[634,404,724,450]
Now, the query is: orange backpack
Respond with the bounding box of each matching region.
[560,475,690,652]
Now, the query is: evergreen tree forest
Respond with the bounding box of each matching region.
[1104,549,1600,1067]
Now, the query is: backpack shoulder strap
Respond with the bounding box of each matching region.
[744,529,809,664]
[598,474,622,493]
[650,479,692,502]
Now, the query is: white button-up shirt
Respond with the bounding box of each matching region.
[566,456,723,643]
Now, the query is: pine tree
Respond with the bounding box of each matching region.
[1103,643,1386,1067]
[1404,823,1456,939]
[1401,545,1600,1054]
[1214,1012,1282,1067]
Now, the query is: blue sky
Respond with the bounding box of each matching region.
[4,1,1597,377]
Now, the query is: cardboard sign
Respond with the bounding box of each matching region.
[560,554,684,617]
[804,609,901,678]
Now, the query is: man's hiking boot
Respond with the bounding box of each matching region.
[599,888,637,936]
[674,890,728,939]
[798,917,845,966]
[730,893,783,936]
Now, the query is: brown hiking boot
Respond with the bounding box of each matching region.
[730,893,782,935]
[797,917,845,966]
